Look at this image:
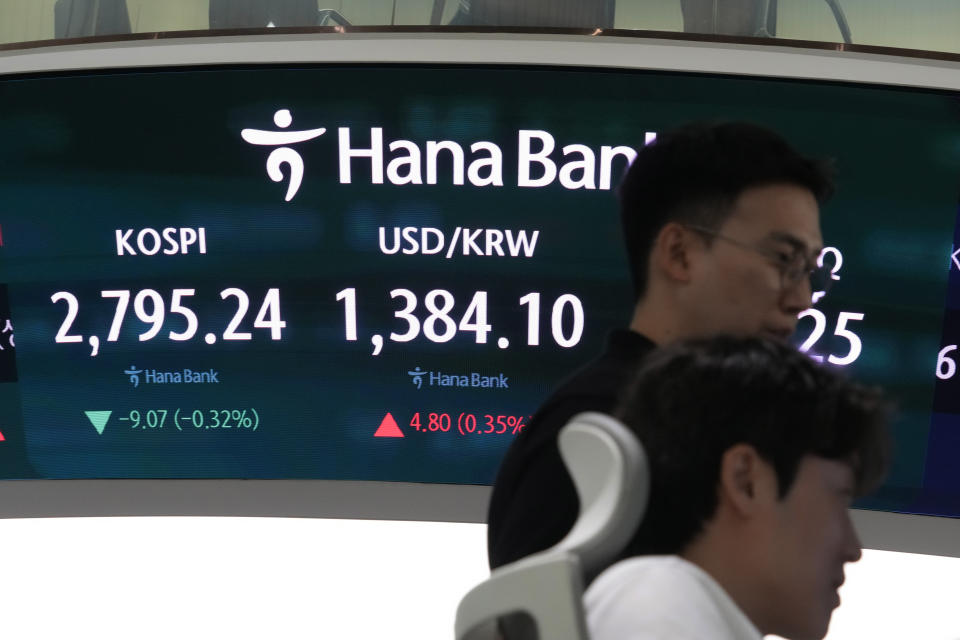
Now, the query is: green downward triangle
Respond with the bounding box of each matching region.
[85,411,112,435]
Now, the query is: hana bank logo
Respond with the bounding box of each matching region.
[241,109,326,201]
[408,366,426,389]
[124,366,143,387]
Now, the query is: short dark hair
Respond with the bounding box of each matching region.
[615,336,890,557]
[619,122,835,301]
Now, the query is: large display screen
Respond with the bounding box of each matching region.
[0,64,958,519]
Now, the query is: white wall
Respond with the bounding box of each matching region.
[0,517,488,639]
[0,517,958,639]
[824,547,960,640]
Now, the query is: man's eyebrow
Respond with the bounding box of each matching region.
[767,231,821,256]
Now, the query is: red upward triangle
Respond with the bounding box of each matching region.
[0,430,6,441]
[374,413,404,438]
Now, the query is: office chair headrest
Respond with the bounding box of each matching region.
[554,412,649,582]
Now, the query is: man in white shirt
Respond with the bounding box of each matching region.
[585,337,890,640]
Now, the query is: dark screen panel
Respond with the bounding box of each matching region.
[0,64,958,519]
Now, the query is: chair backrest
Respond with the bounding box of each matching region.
[553,411,650,583]
[454,412,649,640]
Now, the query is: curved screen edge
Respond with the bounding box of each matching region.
[850,510,960,559]
[0,32,959,91]
[0,479,489,522]
[0,482,955,559]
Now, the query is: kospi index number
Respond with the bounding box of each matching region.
[50,288,284,356]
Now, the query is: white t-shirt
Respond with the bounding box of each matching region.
[584,555,764,640]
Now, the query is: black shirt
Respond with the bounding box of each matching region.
[486,329,656,569]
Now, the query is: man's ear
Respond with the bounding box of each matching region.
[718,444,778,518]
[651,222,697,284]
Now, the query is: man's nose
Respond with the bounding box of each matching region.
[782,273,814,316]
[845,513,863,563]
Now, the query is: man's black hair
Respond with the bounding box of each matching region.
[614,336,890,557]
[619,122,835,301]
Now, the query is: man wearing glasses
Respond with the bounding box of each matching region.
[487,121,836,571]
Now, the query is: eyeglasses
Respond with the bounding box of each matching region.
[684,224,833,296]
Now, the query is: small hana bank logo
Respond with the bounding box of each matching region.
[123,366,220,386]
[408,366,426,389]
[405,366,508,390]
[241,109,326,201]
[124,366,143,387]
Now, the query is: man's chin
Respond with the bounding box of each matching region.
[771,604,834,640]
